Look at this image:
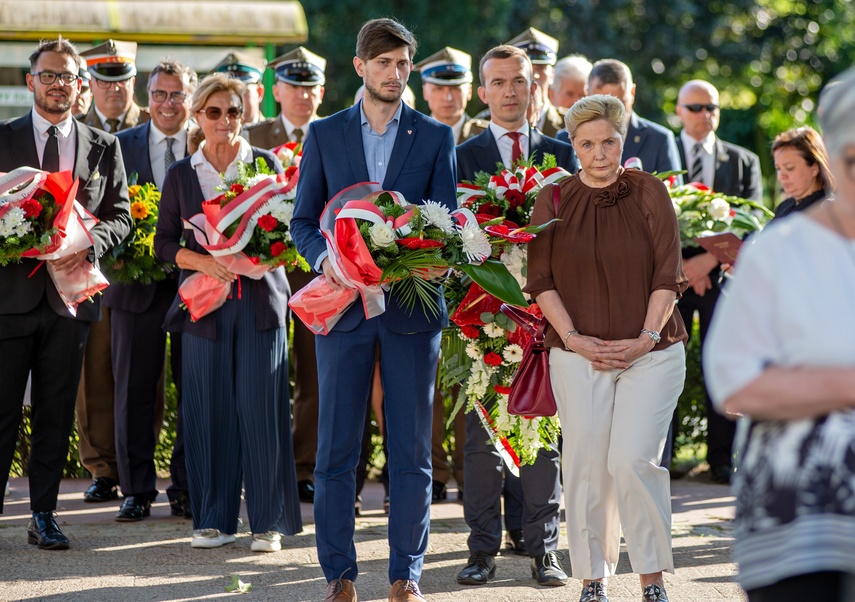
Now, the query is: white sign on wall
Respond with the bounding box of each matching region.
[0,86,32,107]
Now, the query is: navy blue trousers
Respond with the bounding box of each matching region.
[182,286,301,535]
[314,318,440,584]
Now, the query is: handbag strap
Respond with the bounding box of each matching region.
[500,302,546,343]
[552,182,560,216]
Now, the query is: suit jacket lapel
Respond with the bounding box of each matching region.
[10,113,39,169]
[529,127,550,164]
[712,138,730,192]
[344,104,370,183]
[73,121,105,188]
[137,122,155,186]
[383,103,417,189]
[478,129,504,172]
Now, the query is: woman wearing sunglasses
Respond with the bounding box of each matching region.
[154,72,301,551]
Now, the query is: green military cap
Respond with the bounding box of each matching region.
[81,39,137,81]
[212,50,266,84]
[415,46,473,86]
[506,27,559,66]
[268,47,326,86]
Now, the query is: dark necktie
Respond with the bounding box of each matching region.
[292,127,304,144]
[164,137,176,171]
[42,125,59,173]
[106,118,121,133]
[690,142,704,184]
[507,131,523,166]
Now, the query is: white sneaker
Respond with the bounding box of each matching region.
[250,531,282,552]
[190,528,236,548]
[4,481,9,496]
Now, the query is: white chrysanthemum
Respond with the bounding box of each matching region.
[500,245,527,289]
[708,198,731,221]
[459,221,491,263]
[503,344,524,364]
[483,322,504,338]
[246,173,272,188]
[420,200,455,234]
[14,221,30,236]
[465,342,481,360]
[369,222,396,248]
[268,200,294,226]
[5,207,25,227]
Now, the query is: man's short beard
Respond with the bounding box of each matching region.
[365,81,402,105]
[35,94,73,115]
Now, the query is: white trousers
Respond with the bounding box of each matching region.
[551,343,686,579]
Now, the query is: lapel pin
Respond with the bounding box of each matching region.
[634,135,640,143]
[91,169,100,181]
[407,130,412,135]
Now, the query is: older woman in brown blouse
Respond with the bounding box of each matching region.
[524,94,688,602]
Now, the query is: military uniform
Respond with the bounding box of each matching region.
[508,28,564,139]
[212,50,267,126]
[81,40,149,133]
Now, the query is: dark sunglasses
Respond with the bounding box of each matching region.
[197,106,242,120]
[681,103,720,113]
[149,89,187,104]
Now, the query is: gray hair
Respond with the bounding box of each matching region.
[564,93,627,140]
[551,55,592,91]
[818,68,855,156]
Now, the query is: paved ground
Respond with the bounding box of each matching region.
[0,476,745,602]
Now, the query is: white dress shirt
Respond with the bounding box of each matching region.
[94,106,128,132]
[190,136,254,201]
[449,114,467,145]
[280,114,314,142]
[489,121,530,169]
[149,123,188,189]
[681,130,716,187]
[31,109,76,173]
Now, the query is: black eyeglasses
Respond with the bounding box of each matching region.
[149,89,187,104]
[680,103,720,113]
[93,78,131,90]
[31,71,79,86]
[196,106,242,121]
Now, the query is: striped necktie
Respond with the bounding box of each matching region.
[164,137,176,171]
[690,142,704,184]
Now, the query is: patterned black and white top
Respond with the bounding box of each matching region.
[703,213,855,591]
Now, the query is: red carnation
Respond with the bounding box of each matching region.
[484,352,502,366]
[229,183,245,195]
[258,215,278,232]
[270,241,287,257]
[494,385,512,395]
[505,189,525,208]
[22,199,43,219]
[285,165,298,180]
[460,325,480,339]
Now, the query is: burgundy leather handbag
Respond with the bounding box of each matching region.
[499,303,557,417]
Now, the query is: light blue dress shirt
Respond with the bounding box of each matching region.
[360,99,403,185]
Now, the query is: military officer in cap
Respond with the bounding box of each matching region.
[244,46,326,505]
[416,46,481,145]
[73,66,92,119]
[212,50,267,125]
[244,46,325,149]
[80,39,149,133]
[507,27,564,137]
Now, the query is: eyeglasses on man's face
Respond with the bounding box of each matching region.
[93,78,132,90]
[31,71,79,86]
[149,89,187,104]
[196,106,242,121]
[680,103,720,113]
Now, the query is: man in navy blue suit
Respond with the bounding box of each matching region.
[290,18,456,602]
[454,45,574,589]
[109,59,197,521]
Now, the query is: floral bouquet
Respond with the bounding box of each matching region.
[661,175,774,247]
[100,175,171,285]
[272,140,302,182]
[180,158,308,321]
[0,167,108,315]
[288,182,538,335]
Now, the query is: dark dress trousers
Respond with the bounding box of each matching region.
[672,136,762,470]
[455,126,577,557]
[0,113,131,513]
[290,102,456,584]
[107,121,185,502]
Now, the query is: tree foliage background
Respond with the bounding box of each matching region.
[299,0,854,196]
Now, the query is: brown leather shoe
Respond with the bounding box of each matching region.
[324,578,356,602]
[388,579,425,601]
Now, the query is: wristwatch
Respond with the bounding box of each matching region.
[640,329,661,344]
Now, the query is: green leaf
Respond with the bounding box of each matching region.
[480,312,494,323]
[517,218,560,234]
[461,259,528,307]
[225,575,252,594]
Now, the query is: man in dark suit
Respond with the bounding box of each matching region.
[558,59,682,177]
[290,18,456,602]
[108,59,198,521]
[454,45,576,590]
[0,38,131,549]
[76,39,150,504]
[673,79,762,483]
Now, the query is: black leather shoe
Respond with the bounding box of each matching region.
[83,477,118,503]
[297,479,315,503]
[354,495,362,517]
[505,528,527,555]
[383,494,390,515]
[27,512,69,550]
[432,480,447,502]
[169,495,192,518]
[116,496,152,522]
[531,550,568,586]
[456,551,495,585]
[710,465,732,485]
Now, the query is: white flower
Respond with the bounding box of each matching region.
[246,173,272,188]
[419,200,455,234]
[0,208,28,239]
[458,220,491,263]
[500,245,527,289]
[465,342,481,360]
[276,147,294,165]
[268,199,294,227]
[708,198,731,221]
[672,198,682,216]
[369,222,396,248]
[503,344,524,363]
[483,322,504,338]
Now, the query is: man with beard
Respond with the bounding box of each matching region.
[76,39,150,505]
[0,37,131,549]
[291,17,456,602]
